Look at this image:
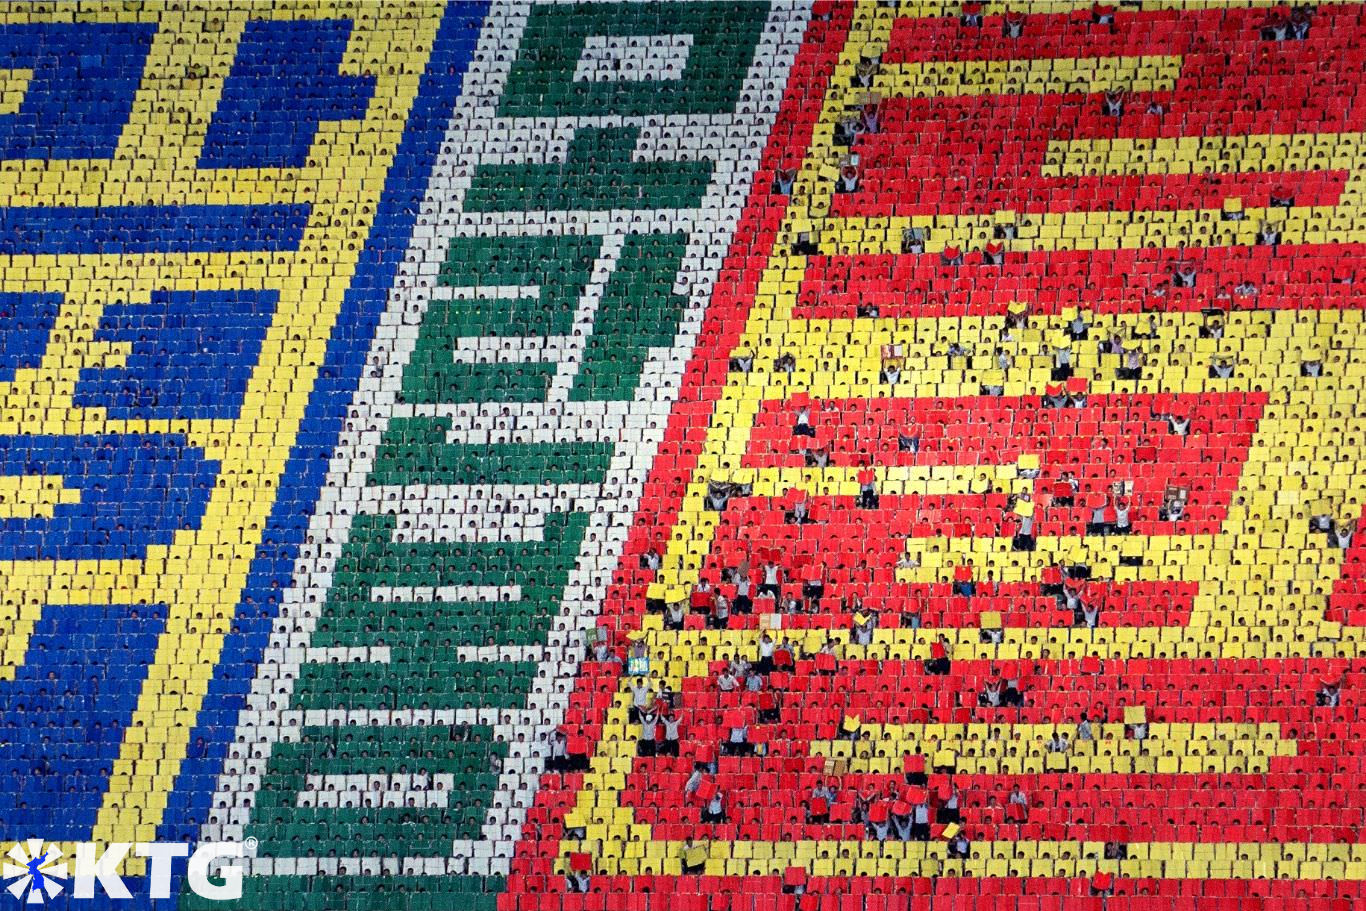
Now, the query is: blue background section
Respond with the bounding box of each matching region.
[0,601,169,843]
[201,18,376,170]
[117,5,486,908]
[0,22,156,160]
[0,292,62,382]
[74,290,278,422]
[0,205,310,255]
[0,433,218,562]
[0,7,487,906]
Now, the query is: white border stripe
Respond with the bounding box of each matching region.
[204,1,809,879]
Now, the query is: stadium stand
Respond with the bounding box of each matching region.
[2,1,1366,910]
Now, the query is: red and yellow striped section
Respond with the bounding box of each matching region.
[507,3,1366,909]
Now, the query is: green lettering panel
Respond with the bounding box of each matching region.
[464,126,711,213]
[294,659,537,711]
[369,417,613,487]
[437,234,602,337]
[401,360,556,405]
[500,2,769,118]
[245,726,506,859]
[317,510,589,650]
[183,876,504,911]
[402,234,604,404]
[571,231,690,402]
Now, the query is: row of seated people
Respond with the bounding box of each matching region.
[940,2,1320,42]
[578,646,1356,741]
[539,638,1363,889]
[641,506,1353,615]
[743,308,1343,378]
[786,254,1362,319]
[518,884,1359,911]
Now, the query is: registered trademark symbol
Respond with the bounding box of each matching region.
[244,837,258,851]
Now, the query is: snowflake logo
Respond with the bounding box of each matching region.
[3,841,67,904]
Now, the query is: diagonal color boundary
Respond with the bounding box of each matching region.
[159,0,491,868]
